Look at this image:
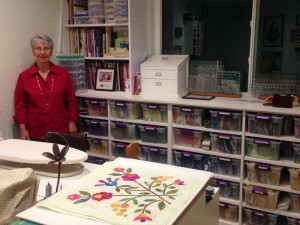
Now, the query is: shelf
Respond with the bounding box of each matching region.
[79,115,108,120]
[244,156,300,169]
[219,219,239,225]
[213,174,241,183]
[245,132,300,143]
[110,117,168,126]
[86,134,109,140]
[87,152,110,160]
[65,23,129,28]
[219,197,240,206]
[85,56,130,61]
[172,124,243,135]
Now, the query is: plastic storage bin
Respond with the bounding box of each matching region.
[141,103,167,122]
[287,217,300,225]
[244,185,279,210]
[174,128,203,148]
[173,106,205,126]
[246,161,282,186]
[219,202,238,222]
[141,145,167,164]
[289,168,300,191]
[210,133,241,154]
[293,142,300,163]
[294,117,300,138]
[74,15,104,24]
[111,121,139,140]
[173,150,204,170]
[85,119,108,136]
[244,208,278,225]
[84,99,108,117]
[212,179,240,200]
[86,156,108,165]
[110,101,142,119]
[87,138,109,156]
[247,113,284,136]
[209,110,242,131]
[138,125,167,144]
[210,156,240,177]
[88,0,104,16]
[246,138,281,160]
[113,0,128,23]
[56,55,86,93]
[111,141,128,158]
[289,193,300,213]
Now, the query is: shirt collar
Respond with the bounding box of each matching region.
[29,62,59,77]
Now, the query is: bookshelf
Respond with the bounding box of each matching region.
[61,0,149,94]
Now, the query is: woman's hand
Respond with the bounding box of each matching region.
[19,124,30,140]
[68,121,77,134]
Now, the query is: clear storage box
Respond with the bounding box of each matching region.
[209,110,242,131]
[289,193,300,213]
[141,103,167,122]
[244,208,278,225]
[210,156,240,177]
[138,125,167,144]
[173,150,204,170]
[246,138,281,160]
[219,202,238,222]
[74,15,104,24]
[287,217,300,225]
[86,156,108,165]
[174,128,203,148]
[111,121,139,140]
[246,161,282,186]
[85,119,108,136]
[293,142,300,163]
[141,145,167,164]
[110,101,142,119]
[88,0,104,16]
[210,133,241,154]
[173,106,205,126]
[84,99,108,117]
[247,113,284,136]
[244,185,279,210]
[87,138,108,156]
[111,141,128,158]
[289,168,300,191]
[294,117,300,138]
[212,179,240,200]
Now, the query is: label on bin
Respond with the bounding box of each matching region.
[115,102,127,107]
[219,157,231,162]
[218,180,230,185]
[183,152,193,157]
[256,114,271,120]
[218,111,231,116]
[218,134,231,139]
[219,203,228,208]
[148,147,159,152]
[180,129,193,135]
[180,107,193,112]
[147,104,159,109]
[89,120,99,124]
[90,100,98,104]
[91,139,101,144]
[115,142,127,148]
[115,122,127,128]
[252,187,267,195]
[145,125,157,131]
[255,162,271,171]
[254,139,270,145]
[253,210,267,217]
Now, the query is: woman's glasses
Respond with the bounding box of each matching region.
[34,47,51,52]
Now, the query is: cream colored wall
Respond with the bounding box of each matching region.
[0,0,60,138]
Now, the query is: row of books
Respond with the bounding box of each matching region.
[85,60,130,92]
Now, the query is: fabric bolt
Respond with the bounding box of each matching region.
[0,168,38,225]
[14,62,78,139]
[37,161,205,225]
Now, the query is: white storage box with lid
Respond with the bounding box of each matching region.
[140,54,189,96]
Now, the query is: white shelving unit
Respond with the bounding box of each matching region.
[74,91,300,225]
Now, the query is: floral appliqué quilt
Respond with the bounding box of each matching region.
[37,161,205,225]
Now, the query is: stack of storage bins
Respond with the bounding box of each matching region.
[56,55,86,93]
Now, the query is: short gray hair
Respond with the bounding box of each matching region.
[30,34,54,50]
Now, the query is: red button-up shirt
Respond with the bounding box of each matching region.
[14,62,78,139]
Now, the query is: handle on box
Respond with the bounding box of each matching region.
[155,72,162,77]
[155,82,162,86]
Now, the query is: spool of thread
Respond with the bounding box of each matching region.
[45,182,52,198]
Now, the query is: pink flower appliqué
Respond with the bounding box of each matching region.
[173,179,185,185]
[114,167,125,172]
[67,194,81,201]
[122,173,140,181]
[133,213,153,222]
[92,192,113,201]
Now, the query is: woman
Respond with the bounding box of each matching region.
[14,34,78,141]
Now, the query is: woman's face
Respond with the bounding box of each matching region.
[32,41,52,65]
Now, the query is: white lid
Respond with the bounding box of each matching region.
[141,54,189,70]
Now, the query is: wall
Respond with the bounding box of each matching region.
[0,0,60,139]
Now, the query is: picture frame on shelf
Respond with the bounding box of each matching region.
[95,68,115,91]
[263,15,284,47]
[296,15,300,26]
[291,29,300,43]
[260,51,282,73]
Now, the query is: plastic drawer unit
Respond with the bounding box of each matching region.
[174,128,203,148]
[141,103,167,122]
[173,106,205,126]
[246,138,281,160]
[219,202,239,222]
[110,101,142,119]
[173,150,205,170]
[85,119,108,136]
[247,113,284,136]
[140,145,167,164]
[244,185,279,210]
[138,125,167,144]
[84,99,108,117]
[209,110,242,131]
[211,179,240,200]
[246,161,282,186]
[244,208,278,225]
[111,122,139,140]
[87,138,109,156]
[140,55,189,96]
[209,156,240,177]
[210,133,241,154]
